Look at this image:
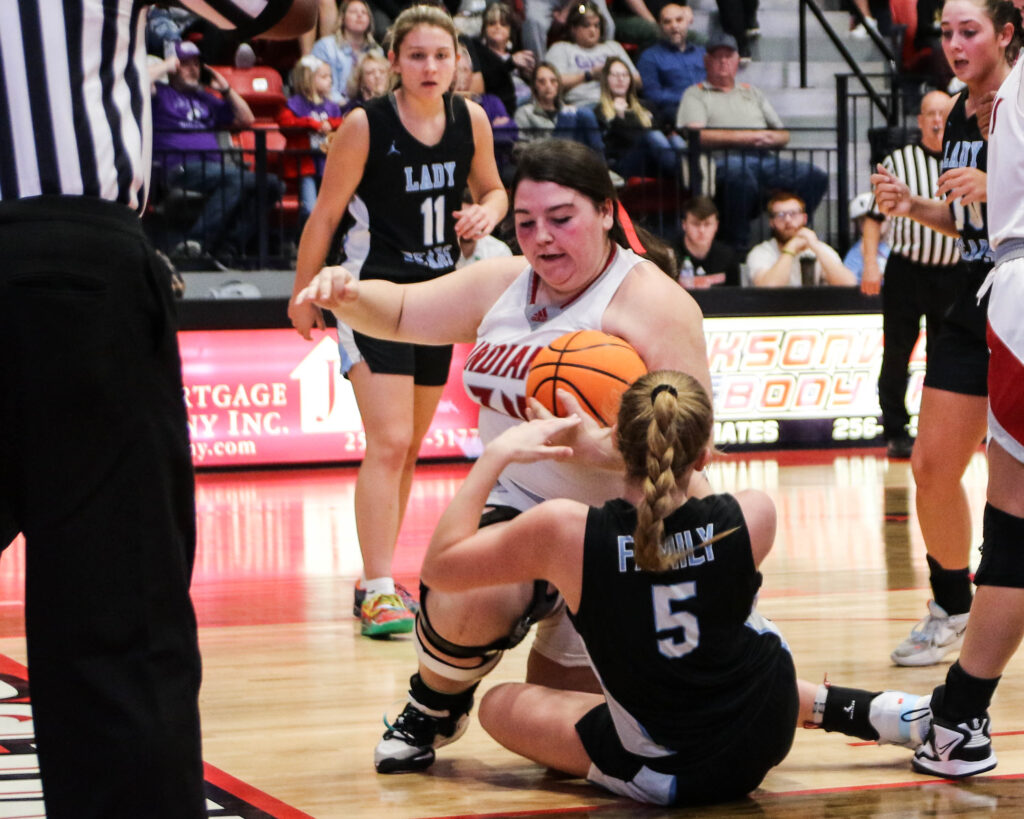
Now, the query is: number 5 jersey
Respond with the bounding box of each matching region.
[568,494,794,760]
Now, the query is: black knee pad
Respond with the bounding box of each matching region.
[974,503,1024,589]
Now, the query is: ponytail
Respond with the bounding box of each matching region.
[616,371,713,572]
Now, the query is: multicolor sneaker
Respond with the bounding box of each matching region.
[374,694,472,773]
[870,691,932,748]
[913,713,997,778]
[353,579,420,617]
[360,592,415,638]
[891,601,969,667]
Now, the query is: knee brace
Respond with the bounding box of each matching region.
[974,503,1024,589]
[414,579,562,683]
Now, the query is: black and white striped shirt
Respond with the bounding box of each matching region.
[871,143,959,267]
[0,0,291,212]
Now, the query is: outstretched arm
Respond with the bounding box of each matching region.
[421,416,589,608]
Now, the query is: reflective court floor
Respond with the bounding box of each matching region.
[1,446,1022,818]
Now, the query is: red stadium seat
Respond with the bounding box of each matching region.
[211,65,287,123]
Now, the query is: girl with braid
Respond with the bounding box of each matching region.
[418,371,935,806]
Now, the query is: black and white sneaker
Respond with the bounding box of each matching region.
[912,713,997,778]
[374,694,471,774]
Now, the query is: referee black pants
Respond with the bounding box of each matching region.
[0,197,204,817]
[878,253,962,440]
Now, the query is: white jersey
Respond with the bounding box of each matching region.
[988,56,1024,250]
[985,56,1024,463]
[464,244,645,510]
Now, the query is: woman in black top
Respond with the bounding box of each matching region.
[593,57,685,181]
[870,0,1012,670]
[476,2,535,115]
[421,370,934,805]
[290,4,506,637]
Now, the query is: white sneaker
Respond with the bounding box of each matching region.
[870,691,931,748]
[850,17,878,39]
[913,713,997,778]
[891,601,969,667]
[374,695,471,773]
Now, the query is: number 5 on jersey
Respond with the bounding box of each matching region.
[652,582,700,658]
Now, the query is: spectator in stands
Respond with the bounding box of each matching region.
[312,0,382,103]
[715,0,759,62]
[594,57,685,180]
[637,3,706,125]
[152,40,282,262]
[456,44,518,172]
[278,56,343,229]
[513,61,603,151]
[476,2,535,115]
[342,52,391,114]
[843,191,889,282]
[845,0,892,39]
[608,0,661,53]
[545,2,639,107]
[145,5,191,57]
[676,32,828,251]
[674,194,740,288]
[745,191,857,287]
[903,0,954,91]
[523,0,615,59]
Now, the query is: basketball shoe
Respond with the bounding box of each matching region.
[374,676,476,773]
[360,592,415,638]
[891,601,969,666]
[869,691,932,748]
[354,579,420,617]
[912,713,997,778]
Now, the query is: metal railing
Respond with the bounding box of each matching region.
[799,0,896,121]
[835,72,931,250]
[147,126,842,269]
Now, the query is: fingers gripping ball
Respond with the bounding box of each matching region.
[526,331,647,426]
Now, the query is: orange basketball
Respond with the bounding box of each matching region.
[525,330,647,426]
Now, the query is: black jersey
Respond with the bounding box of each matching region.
[568,495,792,761]
[941,90,992,266]
[344,92,475,283]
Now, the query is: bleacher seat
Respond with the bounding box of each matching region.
[212,65,287,124]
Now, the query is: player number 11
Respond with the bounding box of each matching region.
[420,195,446,247]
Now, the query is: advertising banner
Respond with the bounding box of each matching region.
[180,331,481,468]
[180,315,926,467]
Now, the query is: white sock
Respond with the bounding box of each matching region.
[364,576,396,597]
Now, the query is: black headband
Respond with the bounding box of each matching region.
[650,384,678,403]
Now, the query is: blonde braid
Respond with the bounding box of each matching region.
[616,372,714,573]
[634,389,682,571]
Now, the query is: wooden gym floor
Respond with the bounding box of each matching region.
[1,446,1022,817]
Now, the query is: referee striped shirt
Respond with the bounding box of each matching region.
[871,143,959,267]
[0,0,290,212]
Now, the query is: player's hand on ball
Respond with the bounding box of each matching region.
[489,415,581,464]
[528,392,621,471]
[294,266,358,310]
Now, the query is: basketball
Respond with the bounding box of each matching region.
[525,330,647,426]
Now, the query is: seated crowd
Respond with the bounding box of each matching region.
[143,0,883,287]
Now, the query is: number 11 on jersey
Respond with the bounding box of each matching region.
[420,195,446,246]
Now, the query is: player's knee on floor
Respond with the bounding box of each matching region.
[974,503,1024,588]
